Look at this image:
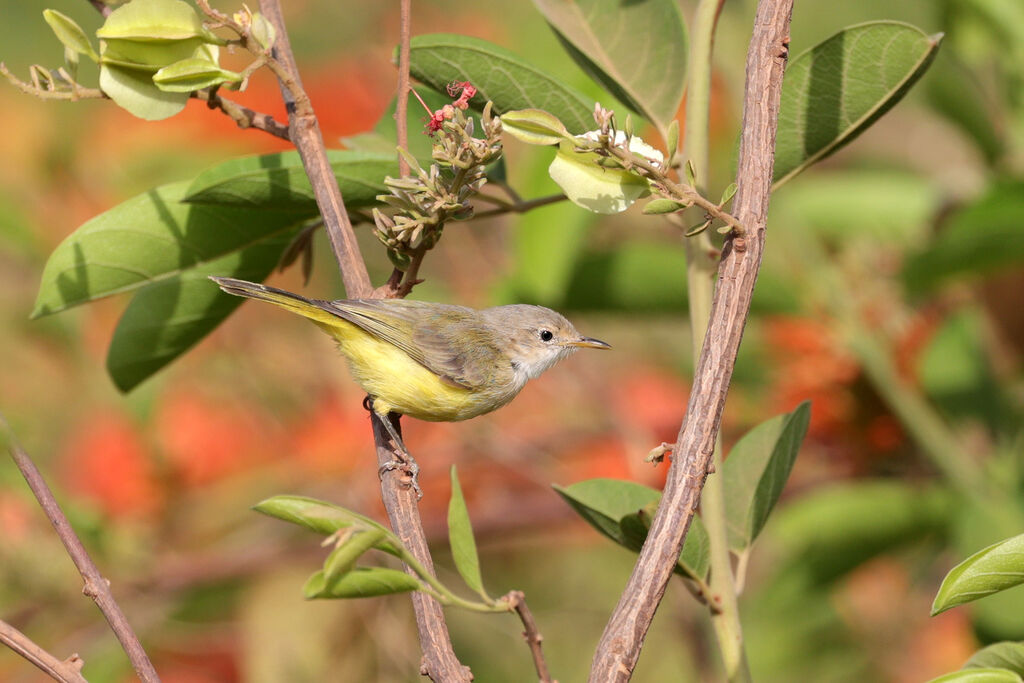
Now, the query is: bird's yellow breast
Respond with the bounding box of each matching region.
[313,319,491,422]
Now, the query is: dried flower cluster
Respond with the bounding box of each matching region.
[372,95,503,269]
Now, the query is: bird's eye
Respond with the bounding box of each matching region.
[539,329,554,342]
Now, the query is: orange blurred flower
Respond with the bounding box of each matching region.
[60,410,162,518]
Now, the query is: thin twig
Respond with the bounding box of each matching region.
[395,0,412,178]
[2,418,161,683]
[472,192,567,219]
[0,619,88,683]
[257,0,372,298]
[588,0,793,680]
[194,89,290,140]
[503,591,555,683]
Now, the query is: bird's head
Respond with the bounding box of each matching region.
[485,305,610,381]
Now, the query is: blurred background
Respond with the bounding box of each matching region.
[1,0,1022,680]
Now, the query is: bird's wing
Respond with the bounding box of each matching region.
[326,300,498,390]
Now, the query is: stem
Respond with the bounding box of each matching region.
[589,0,792,678]
[504,591,555,683]
[370,414,472,681]
[0,619,88,683]
[395,0,412,178]
[257,0,372,298]
[681,1,751,680]
[2,418,160,683]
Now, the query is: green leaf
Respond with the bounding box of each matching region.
[43,9,98,62]
[548,141,650,214]
[903,181,1024,295]
[642,198,687,215]
[773,21,942,188]
[99,63,189,120]
[184,150,396,210]
[303,567,421,600]
[926,670,1023,683]
[933,532,1024,615]
[966,643,1024,675]
[324,529,387,582]
[533,0,687,137]
[447,466,486,597]
[255,495,389,536]
[96,0,219,43]
[723,402,811,551]
[408,34,594,134]
[153,56,240,92]
[500,109,570,146]
[553,478,710,580]
[105,228,294,391]
[32,181,308,317]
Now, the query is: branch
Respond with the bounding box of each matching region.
[194,89,290,140]
[372,415,472,682]
[2,419,160,683]
[588,0,793,680]
[395,0,412,178]
[504,591,554,683]
[257,0,372,298]
[0,619,88,683]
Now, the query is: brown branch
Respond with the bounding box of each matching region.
[257,0,372,298]
[87,0,111,18]
[0,619,88,683]
[372,414,472,682]
[251,2,467,678]
[504,591,554,683]
[194,89,290,140]
[395,0,412,178]
[588,0,793,680]
[2,420,161,683]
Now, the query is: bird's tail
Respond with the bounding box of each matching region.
[209,276,342,328]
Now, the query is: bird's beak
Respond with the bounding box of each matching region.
[565,336,611,350]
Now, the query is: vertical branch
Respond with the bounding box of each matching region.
[504,591,554,683]
[681,0,750,680]
[3,421,160,683]
[257,0,372,298]
[257,2,468,678]
[589,0,793,680]
[372,415,472,682]
[395,0,412,178]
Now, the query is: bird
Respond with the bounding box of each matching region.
[210,276,610,494]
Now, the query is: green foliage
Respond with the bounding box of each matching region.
[723,402,811,551]
[553,478,710,581]
[773,21,942,187]
[43,9,98,62]
[965,643,1024,676]
[770,481,951,585]
[932,532,1024,615]
[407,34,595,133]
[184,150,397,211]
[903,181,1024,295]
[303,567,421,600]
[500,109,571,146]
[448,466,487,599]
[532,0,687,137]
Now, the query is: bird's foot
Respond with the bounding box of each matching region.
[379,452,422,500]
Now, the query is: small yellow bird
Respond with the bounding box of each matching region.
[211,277,609,491]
